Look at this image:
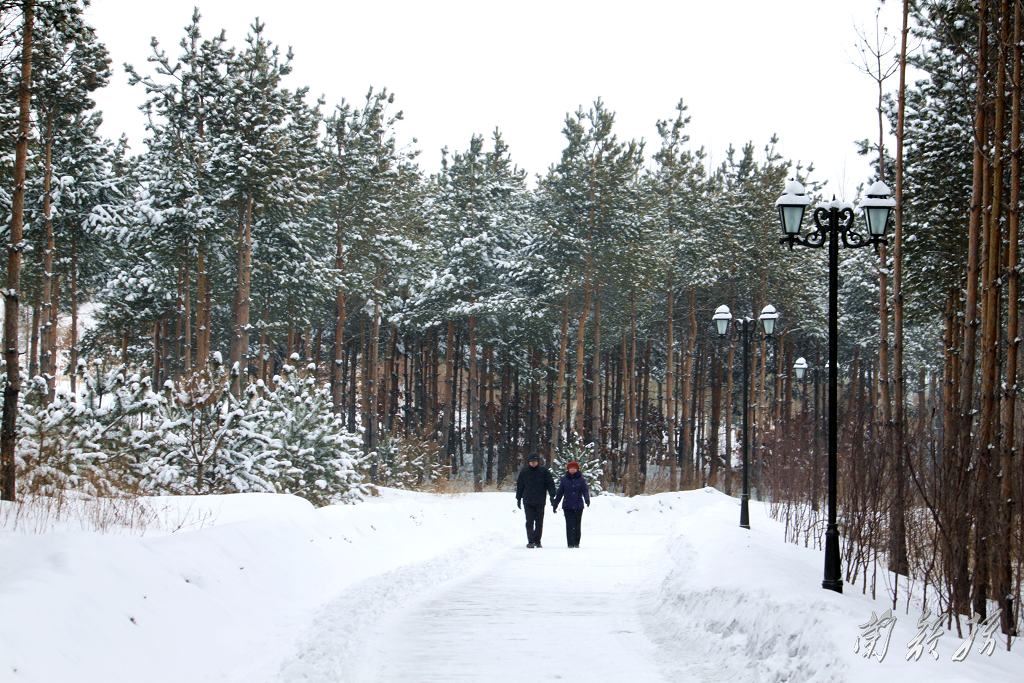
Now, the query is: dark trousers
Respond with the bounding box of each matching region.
[564,508,583,546]
[524,503,545,544]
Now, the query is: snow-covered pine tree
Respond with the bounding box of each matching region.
[254,356,368,505]
[208,19,322,396]
[30,2,109,401]
[1,0,34,502]
[7,359,158,497]
[650,98,709,491]
[419,130,530,489]
[336,92,422,458]
[107,10,232,377]
[535,100,645,463]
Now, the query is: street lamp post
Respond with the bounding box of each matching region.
[713,303,778,529]
[775,180,895,594]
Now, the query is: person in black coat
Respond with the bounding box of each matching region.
[552,460,591,548]
[516,453,556,548]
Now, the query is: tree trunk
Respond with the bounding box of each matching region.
[195,246,210,368]
[552,298,570,455]
[625,295,640,495]
[679,289,697,489]
[996,0,1021,638]
[640,339,651,487]
[611,348,621,453]
[618,333,626,493]
[332,237,346,411]
[949,1,989,618]
[424,330,436,434]
[40,125,55,401]
[666,281,676,490]
[724,337,736,495]
[257,321,268,385]
[2,0,34,501]
[484,344,494,484]
[230,197,255,395]
[48,274,59,400]
[348,335,358,431]
[152,320,162,390]
[365,294,383,464]
[590,290,602,450]
[533,348,544,458]
[440,320,456,458]
[974,0,1011,622]
[888,0,912,579]
[69,237,80,394]
[754,333,768,496]
[28,299,39,379]
[469,315,482,491]
[709,346,722,487]
[382,324,397,430]
[498,356,511,484]
[180,247,192,375]
[574,283,591,439]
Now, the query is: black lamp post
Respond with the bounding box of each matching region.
[775,180,895,594]
[713,303,778,529]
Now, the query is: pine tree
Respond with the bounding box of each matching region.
[1,0,34,501]
[26,0,109,401]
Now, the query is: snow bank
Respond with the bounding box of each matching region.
[643,488,1024,682]
[0,490,508,683]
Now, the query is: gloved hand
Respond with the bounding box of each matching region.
[552,506,558,513]
[586,502,590,507]
[517,499,522,509]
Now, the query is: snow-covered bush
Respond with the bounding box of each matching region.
[5,357,369,506]
[13,362,159,497]
[252,361,369,505]
[142,363,277,495]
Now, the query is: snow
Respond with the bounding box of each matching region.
[2,489,1022,682]
[776,179,812,206]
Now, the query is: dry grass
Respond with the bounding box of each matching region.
[0,492,159,535]
[0,486,219,536]
[642,469,677,494]
[426,477,512,496]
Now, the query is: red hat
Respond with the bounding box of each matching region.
[567,461,580,470]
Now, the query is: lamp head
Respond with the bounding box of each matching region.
[858,180,896,237]
[712,305,733,337]
[776,179,811,236]
[793,356,808,381]
[758,304,779,336]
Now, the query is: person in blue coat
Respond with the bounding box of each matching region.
[552,460,591,548]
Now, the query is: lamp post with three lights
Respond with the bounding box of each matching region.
[774,179,895,594]
[712,303,779,530]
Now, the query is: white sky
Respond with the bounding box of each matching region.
[85,0,907,199]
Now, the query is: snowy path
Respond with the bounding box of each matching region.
[362,533,668,682]
[277,522,675,683]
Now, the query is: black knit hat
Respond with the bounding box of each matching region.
[527,453,540,462]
